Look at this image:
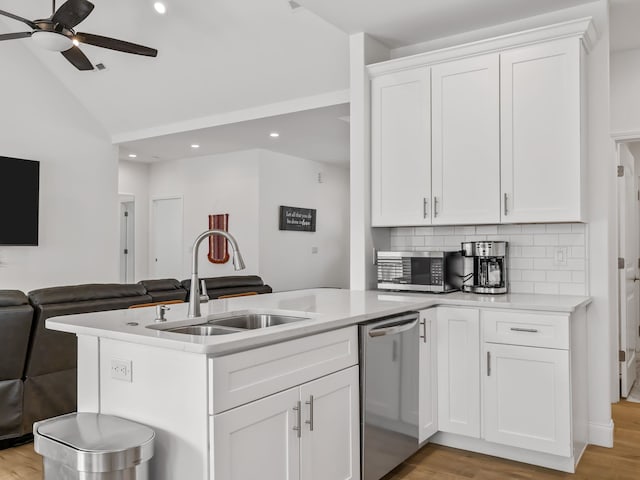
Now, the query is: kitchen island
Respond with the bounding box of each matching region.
[47,288,591,479]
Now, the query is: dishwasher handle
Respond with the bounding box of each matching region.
[368,317,419,337]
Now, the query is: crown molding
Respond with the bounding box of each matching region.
[367,17,597,78]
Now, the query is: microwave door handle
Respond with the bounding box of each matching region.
[368,318,419,337]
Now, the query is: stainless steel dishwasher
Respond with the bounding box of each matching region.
[360,312,420,480]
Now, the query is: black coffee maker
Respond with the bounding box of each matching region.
[461,241,508,294]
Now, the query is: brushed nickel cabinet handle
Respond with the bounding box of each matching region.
[433,197,439,217]
[510,327,539,333]
[419,320,427,343]
[293,401,302,438]
[504,193,508,216]
[423,198,428,219]
[487,351,491,376]
[305,395,314,431]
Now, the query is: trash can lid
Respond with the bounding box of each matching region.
[35,413,154,453]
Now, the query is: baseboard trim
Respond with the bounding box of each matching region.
[588,420,614,447]
[430,432,575,473]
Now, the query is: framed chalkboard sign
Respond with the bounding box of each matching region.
[279,206,316,232]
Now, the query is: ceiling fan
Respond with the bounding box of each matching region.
[0,0,158,71]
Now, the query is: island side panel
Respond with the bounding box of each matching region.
[98,338,210,480]
[77,335,100,412]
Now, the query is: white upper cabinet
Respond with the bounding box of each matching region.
[371,67,431,226]
[431,54,500,224]
[500,38,584,223]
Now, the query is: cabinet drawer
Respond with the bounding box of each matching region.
[209,326,358,414]
[481,310,569,349]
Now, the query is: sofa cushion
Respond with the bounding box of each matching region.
[28,284,147,307]
[181,275,266,292]
[0,290,28,307]
[138,278,182,292]
[0,380,23,441]
[0,304,33,380]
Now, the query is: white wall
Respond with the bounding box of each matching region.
[148,151,261,281]
[0,42,119,293]
[140,149,350,291]
[258,150,349,291]
[611,48,640,135]
[118,160,151,281]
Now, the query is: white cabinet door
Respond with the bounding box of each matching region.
[431,54,500,224]
[371,68,431,226]
[436,307,480,438]
[418,309,438,443]
[214,387,301,480]
[300,366,360,480]
[500,38,584,223]
[483,343,571,457]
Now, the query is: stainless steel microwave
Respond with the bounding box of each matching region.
[376,251,463,293]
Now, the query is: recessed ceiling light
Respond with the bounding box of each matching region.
[153,2,167,14]
[270,132,280,138]
[191,144,200,149]
[128,154,137,158]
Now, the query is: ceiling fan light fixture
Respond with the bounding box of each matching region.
[31,30,73,52]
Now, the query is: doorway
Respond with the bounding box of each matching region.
[119,196,135,284]
[151,196,184,279]
[617,141,640,398]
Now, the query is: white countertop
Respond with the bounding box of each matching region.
[46,288,591,356]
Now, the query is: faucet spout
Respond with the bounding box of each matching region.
[188,229,246,318]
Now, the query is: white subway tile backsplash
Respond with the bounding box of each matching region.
[392,228,414,236]
[434,226,455,235]
[510,281,534,294]
[546,224,574,233]
[559,283,586,295]
[522,224,547,233]
[535,283,559,295]
[476,225,499,235]
[388,222,587,297]
[534,234,560,246]
[454,226,476,235]
[522,270,546,282]
[498,224,522,234]
[414,227,434,236]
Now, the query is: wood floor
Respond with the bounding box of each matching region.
[1,401,640,479]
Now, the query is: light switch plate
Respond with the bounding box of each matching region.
[554,247,568,266]
[111,359,132,382]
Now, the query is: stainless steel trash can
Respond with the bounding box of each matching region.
[34,413,155,480]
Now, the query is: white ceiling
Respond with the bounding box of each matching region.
[0,0,349,137]
[294,0,596,49]
[610,0,640,52]
[119,103,350,166]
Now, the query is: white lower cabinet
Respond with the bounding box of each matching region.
[418,309,438,443]
[213,366,360,480]
[436,307,481,438]
[482,343,571,456]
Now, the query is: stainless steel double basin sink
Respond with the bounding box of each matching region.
[154,312,310,336]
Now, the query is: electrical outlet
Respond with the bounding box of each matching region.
[554,247,568,266]
[311,246,319,254]
[111,359,132,382]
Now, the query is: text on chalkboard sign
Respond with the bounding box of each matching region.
[279,206,316,232]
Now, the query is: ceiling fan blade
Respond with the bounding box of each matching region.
[52,0,94,28]
[0,32,32,41]
[75,32,157,57]
[61,46,94,71]
[0,9,37,29]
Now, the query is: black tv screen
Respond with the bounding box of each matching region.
[0,156,40,246]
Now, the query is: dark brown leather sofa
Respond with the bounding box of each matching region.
[0,291,33,444]
[181,275,272,299]
[137,278,188,303]
[22,284,152,435]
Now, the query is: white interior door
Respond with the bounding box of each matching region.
[152,197,183,279]
[618,143,639,397]
[119,201,135,283]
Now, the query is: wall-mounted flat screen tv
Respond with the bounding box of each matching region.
[0,156,40,246]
